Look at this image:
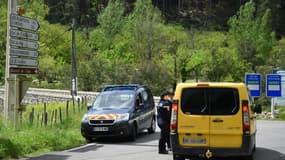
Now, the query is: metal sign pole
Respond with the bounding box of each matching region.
[4,0,18,124]
[4,0,38,127]
[271,98,275,119]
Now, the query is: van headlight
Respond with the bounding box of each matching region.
[82,114,89,122]
[116,113,129,122]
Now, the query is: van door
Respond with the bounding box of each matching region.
[140,89,154,129]
[135,93,145,131]
[208,88,243,148]
[178,88,210,147]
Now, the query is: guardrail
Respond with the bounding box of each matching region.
[0,88,160,110]
[0,88,99,110]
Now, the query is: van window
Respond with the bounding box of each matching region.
[181,88,239,115]
[209,88,239,115]
[92,91,135,110]
[181,88,208,115]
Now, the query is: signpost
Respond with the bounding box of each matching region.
[266,74,282,97]
[10,38,39,49]
[10,67,38,74]
[10,29,38,41]
[266,74,282,119]
[273,70,285,106]
[4,0,40,127]
[245,73,261,97]
[10,48,38,57]
[10,57,38,67]
[10,13,39,31]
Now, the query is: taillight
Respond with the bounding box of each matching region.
[242,100,250,133]
[171,100,178,132]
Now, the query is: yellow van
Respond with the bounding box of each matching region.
[170,82,262,160]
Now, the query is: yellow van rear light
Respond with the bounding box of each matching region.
[242,101,250,133]
[171,100,178,132]
[197,83,209,87]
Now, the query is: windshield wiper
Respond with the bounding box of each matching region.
[102,108,113,110]
[201,106,207,113]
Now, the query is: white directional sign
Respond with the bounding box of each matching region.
[10,57,38,67]
[10,29,38,41]
[10,38,38,49]
[10,14,40,31]
[10,48,38,58]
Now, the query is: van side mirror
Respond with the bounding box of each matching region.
[254,104,262,114]
[87,105,92,111]
[135,99,143,110]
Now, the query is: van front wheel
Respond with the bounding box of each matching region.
[173,154,185,160]
[147,117,156,133]
[128,124,137,141]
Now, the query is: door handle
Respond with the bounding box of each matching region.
[212,119,223,123]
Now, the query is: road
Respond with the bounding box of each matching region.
[20,120,285,160]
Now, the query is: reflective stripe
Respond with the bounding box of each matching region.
[88,114,121,120]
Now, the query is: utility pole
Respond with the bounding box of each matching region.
[71,17,78,98]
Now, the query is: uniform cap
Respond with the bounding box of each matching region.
[168,90,174,95]
[160,90,169,98]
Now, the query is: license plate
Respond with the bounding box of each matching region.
[183,137,206,144]
[93,127,109,132]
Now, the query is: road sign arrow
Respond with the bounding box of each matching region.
[10,29,39,41]
[10,38,39,50]
[10,14,40,31]
[10,57,38,67]
[10,48,38,58]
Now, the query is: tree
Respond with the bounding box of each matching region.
[89,0,126,50]
[0,0,7,85]
[228,0,275,72]
[269,38,285,69]
[125,0,163,61]
[185,31,244,82]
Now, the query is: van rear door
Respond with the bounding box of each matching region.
[178,87,243,148]
[178,88,210,147]
[208,88,243,148]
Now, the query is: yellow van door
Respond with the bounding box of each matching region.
[178,114,210,147]
[178,88,210,147]
[208,88,243,148]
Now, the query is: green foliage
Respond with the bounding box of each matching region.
[0,0,284,97]
[228,0,275,72]
[87,0,174,93]
[126,0,163,61]
[0,102,86,159]
[278,107,285,121]
[269,38,285,69]
[97,0,125,44]
[0,0,7,85]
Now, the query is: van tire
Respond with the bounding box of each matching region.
[129,124,137,141]
[173,154,185,160]
[147,117,156,134]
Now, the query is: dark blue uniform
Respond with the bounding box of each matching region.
[157,95,171,154]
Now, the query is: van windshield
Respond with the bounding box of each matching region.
[181,88,239,115]
[92,91,135,110]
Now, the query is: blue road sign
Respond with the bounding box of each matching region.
[266,74,282,97]
[245,73,261,97]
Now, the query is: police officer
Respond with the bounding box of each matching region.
[157,91,171,154]
[166,90,174,151]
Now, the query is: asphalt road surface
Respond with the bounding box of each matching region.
[20,120,285,160]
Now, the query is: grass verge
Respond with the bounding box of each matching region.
[0,102,87,159]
